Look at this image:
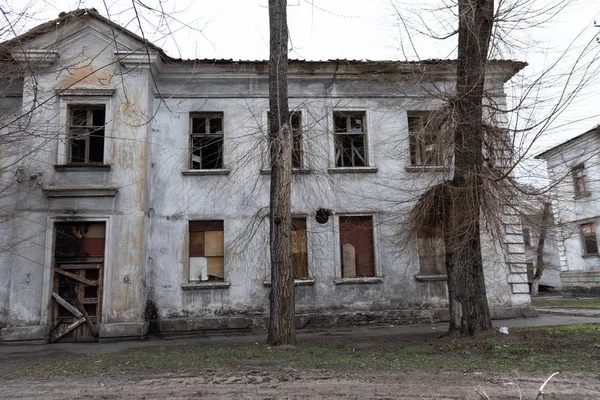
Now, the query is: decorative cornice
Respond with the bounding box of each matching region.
[55,88,115,97]
[114,51,162,72]
[43,186,119,198]
[11,49,59,68]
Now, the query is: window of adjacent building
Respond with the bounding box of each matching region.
[292,218,309,279]
[407,112,442,166]
[522,226,531,247]
[68,105,106,164]
[189,220,224,282]
[581,222,599,255]
[190,113,224,169]
[572,164,587,197]
[267,111,303,168]
[333,111,367,167]
[418,232,447,275]
[339,216,375,277]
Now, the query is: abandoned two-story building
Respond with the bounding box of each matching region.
[0,9,533,343]
[536,125,600,296]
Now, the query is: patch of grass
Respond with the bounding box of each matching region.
[514,323,600,334]
[531,299,600,308]
[8,326,600,379]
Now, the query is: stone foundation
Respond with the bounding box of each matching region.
[561,271,600,296]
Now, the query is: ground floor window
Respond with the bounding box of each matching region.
[339,216,375,278]
[189,220,224,282]
[292,218,309,279]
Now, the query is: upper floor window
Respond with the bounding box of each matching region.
[189,220,224,282]
[408,112,442,166]
[581,222,598,256]
[267,111,303,169]
[68,105,105,164]
[339,215,375,277]
[334,111,367,167]
[572,164,587,197]
[190,113,224,169]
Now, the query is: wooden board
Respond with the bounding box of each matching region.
[207,257,224,279]
[50,317,86,343]
[52,292,83,318]
[54,268,97,286]
[205,231,224,257]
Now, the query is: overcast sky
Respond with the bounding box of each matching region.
[5,0,600,159]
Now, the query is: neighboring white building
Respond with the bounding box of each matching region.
[0,9,532,343]
[537,125,600,296]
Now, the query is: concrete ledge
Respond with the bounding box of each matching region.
[99,321,148,340]
[0,325,46,343]
[490,306,537,320]
[149,317,254,335]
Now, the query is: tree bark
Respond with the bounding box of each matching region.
[446,0,495,335]
[267,0,295,346]
[531,202,551,296]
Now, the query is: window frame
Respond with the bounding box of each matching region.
[580,222,599,256]
[334,213,381,282]
[417,231,447,277]
[189,112,225,170]
[332,110,370,168]
[572,164,588,198]
[187,220,226,284]
[57,96,112,166]
[263,109,306,170]
[407,111,443,167]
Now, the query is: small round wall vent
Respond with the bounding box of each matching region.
[315,208,332,224]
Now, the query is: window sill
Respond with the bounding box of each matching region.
[574,192,591,200]
[582,254,600,259]
[334,277,383,285]
[260,168,312,175]
[182,169,231,176]
[54,164,111,171]
[415,274,448,282]
[263,279,315,287]
[327,167,378,174]
[405,165,447,173]
[182,282,230,290]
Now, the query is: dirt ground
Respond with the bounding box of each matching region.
[2,322,600,399]
[1,368,598,399]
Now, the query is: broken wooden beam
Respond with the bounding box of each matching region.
[50,317,86,343]
[54,268,98,286]
[51,292,83,318]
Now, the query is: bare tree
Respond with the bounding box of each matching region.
[266,0,295,346]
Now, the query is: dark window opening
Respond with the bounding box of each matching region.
[339,216,375,277]
[408,112,442,166]
[190,114,224,169]
[572,164,587,197]
[68,105,106,164]
[333,112,367,167]
[582,223,598,255]
[267,111,303,169]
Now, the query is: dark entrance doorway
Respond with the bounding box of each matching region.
[50,222,105,342]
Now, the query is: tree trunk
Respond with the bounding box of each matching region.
[531,202,551,297]
[446,0,495,335]
[267,0,295,346]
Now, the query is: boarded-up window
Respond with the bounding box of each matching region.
[292,218,309,279]
[334,111,367,167]
[339,216,375,277]
[581,222,598,255]
[418,233,447,275]
[189,220,224,282]
[68,105,106,164]
[190,113,224,169]
[408,112,442,166]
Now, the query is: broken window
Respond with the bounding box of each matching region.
[190,113,224,169]
[267,111,303,168]
[189,220,224,282]
[339,216,375,277]
[418,231,447,276]
[334,111,367,167]
[572,164,587,197]
[292,218,309,279]
[408,112,442,166]
[68,105,106,164]
[581,222,598,255]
